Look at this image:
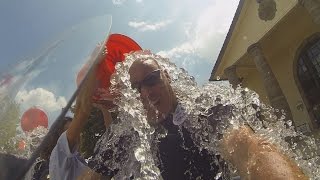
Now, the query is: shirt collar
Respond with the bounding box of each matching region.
[172,102,188,125]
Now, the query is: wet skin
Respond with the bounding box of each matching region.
[129,59,177,124]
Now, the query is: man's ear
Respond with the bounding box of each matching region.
[163,70,171,83]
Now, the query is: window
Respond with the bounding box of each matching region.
[298,39,320,123]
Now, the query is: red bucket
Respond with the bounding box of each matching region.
[76,34,142,103]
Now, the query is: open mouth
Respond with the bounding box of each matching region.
[150,98,160,106]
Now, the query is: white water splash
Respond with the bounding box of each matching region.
[99,50,319,179]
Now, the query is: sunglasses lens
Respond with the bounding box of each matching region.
[131,83,141,92]
[143,70,161,86]
[131,70,160,93]
[144,76,159,86]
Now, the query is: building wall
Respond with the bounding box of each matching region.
[215,0,298,77]
[244,5,320,129]
[263,51,313,127]
[215,0,320,129]
[240,68,269,104]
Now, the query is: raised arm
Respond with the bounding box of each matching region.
[66,76,94,150]
[67,44,106,151]
[49,45,107,180]
[221,126,308,180]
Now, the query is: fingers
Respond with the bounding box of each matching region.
[92,103,105,110]
[94,88,111,99]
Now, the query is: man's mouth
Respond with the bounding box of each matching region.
[150,98,160,106]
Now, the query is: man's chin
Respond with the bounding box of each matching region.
[147,119,158,126]
[146,106,157,118]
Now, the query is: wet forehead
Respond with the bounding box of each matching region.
[129,59,160,82]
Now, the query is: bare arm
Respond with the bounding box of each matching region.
[66,45,106,150]
[66,107,91,151]
[93,103,113,128]
[221,126,308,180]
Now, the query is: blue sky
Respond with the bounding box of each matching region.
[0,0,239,124]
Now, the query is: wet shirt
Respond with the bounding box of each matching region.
[32,160,49,180]
[157,117,219,179]
[87,130,136,178]
[88,104,232,180]
[155,104,232,180]
[49,104,232,180]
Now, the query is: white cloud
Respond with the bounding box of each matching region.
[15,88,67,113]
[112,0,127,5]
[128,20,172,32]
[112,0,143,5]
[158,1,239,62]
[158,42,195,59]
[183,22,193,39]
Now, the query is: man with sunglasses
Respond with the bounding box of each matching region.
[50,33,307,179]
[128,58,308,180]
[129,59,231,179]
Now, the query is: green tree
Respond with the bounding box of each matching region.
[0,96,21,152]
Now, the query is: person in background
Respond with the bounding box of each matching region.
[32,116,72,180]
[0,153,28,180]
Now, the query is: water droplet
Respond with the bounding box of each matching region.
[214,172,222,179]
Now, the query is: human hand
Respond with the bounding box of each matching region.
[92,103,114,127]
[221,126,308,180]
[93,88,119,110]
[220,126,256,173]
[92,88,119,128]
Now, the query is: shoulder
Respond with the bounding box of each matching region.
[195,104,234,133]
[201,104,234,121]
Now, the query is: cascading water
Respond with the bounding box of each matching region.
[1,49,319,179]
[89,50,320,179]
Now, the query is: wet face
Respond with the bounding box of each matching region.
[129,59,177,123]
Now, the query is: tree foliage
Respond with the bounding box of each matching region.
[0,96,20,152]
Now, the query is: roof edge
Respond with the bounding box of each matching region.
[209,0,246,81]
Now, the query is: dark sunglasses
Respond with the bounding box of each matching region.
[131,69,161,92]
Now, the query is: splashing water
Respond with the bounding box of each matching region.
[2,49,317,179]
[1,126,48,159]
[88,50,320,179]
[1,49,317,179]
[91,51,161,179]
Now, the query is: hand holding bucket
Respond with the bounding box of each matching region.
[76,34,142,109]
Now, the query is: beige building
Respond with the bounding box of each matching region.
[210,0,320,133]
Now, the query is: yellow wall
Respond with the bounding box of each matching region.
[215,0,320,129]
[240,68,269,104]
[261,6,320,129]
[215,0,298,77]
[238,5,320,129]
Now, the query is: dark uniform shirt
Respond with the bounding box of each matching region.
[157,114,222,180]
[89,104,233,180]
[32,160,49,180]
